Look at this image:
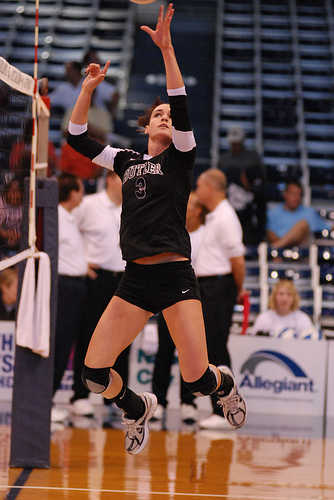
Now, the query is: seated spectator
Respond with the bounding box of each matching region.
[82,51,119,117]
[49,61,83,114]
[50,55,118,117]
[61,89,112,143]
[0,177,23,253]
[267,180,333,248]
[10,119,58,178]
[59,144,102,194]
[82,51,131,149]
[0,267,18,321]
[251,279,316,338]
[60,89,112,193]
[219,125,266,246]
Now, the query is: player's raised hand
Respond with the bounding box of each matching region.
[82,61,110,92]
[141,3,174,51]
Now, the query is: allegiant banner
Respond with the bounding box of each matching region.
[228,335,327,416]
[0,320,331,418]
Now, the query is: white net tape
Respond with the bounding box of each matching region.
[0,57,35,97]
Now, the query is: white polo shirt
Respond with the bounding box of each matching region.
[73,190,125,272]
[189,224,205,267]
[58,205,88,276]
[194,199,245,277]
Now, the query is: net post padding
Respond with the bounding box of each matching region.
[10,178,58,468]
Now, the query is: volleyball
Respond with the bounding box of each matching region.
[275,327,299,339]
[130,0,156,4]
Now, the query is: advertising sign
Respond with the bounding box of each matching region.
[128,323,210,412]
[228,335,327,416]
[326,341,334,418]
[0,321,15,401]
[128,323,181,409]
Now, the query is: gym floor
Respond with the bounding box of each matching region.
[1,402,334,499]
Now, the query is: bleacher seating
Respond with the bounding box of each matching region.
[1,0,135,153]
[315,242,334,329]
[232,241,326,334]
[2,0,334,335]
[231,237,334,336]
[212,0,334,205]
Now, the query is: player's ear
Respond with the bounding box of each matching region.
[144,125,149,135]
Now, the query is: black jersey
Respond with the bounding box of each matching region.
[68,92,196,262]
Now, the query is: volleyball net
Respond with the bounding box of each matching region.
[1,56,59,469]
[0,56,50,271]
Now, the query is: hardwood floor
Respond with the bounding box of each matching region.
[1,404,334,499]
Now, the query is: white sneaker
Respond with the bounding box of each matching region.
[51,406,69,423]
[217,365,247,429]
[122,392,157,455]
[70,399,95,417]
[181,404,197,423]
[150,404,164,422]
[199,413,232,430]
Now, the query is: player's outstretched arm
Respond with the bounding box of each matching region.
[141,3,183,90]
[70,61,110,125]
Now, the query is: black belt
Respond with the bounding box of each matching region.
[197,273,232,281]
[96,268,124,278]
[58,274,86,282]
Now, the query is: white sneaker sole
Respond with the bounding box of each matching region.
[217,365,247,429]
[125,393,158,455]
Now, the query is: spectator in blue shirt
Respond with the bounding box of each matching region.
[267,180,333,248]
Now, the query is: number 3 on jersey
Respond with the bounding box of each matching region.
[135,177,146,199]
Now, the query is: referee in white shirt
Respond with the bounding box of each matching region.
[70,170,127,417]
[195,169,247,430]
[52,173,87,423]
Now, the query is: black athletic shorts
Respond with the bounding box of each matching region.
[114,260,201,314]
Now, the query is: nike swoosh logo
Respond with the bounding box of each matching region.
[182,289,190,294]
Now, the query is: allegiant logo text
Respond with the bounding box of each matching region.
[239,350,315,394]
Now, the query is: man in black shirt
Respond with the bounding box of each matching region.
[219,125,266,247]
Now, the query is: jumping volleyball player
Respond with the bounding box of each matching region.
[67,3,247,455]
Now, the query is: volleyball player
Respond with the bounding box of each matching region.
[67,3,247,455]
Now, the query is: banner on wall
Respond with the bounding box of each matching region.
[128,322,211,411]
[0,321,15,401]
[0,320,77,404]
[228,335,327,416]
[2,318,330,418]
[326,341,334,418]
[128,322,181,408]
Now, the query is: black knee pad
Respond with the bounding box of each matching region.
[183,366,218,397]
[81,365,111,394]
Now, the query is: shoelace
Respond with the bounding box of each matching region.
[122,417,140,438]
[217,392,240,414]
